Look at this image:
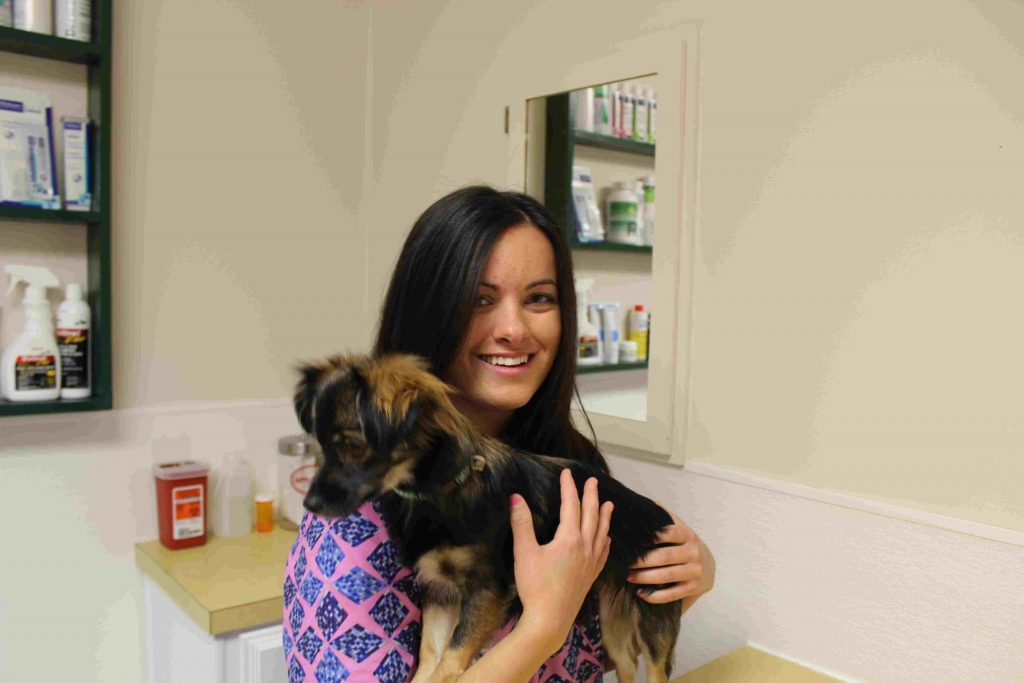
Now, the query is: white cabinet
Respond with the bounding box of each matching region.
[142,575,286,683]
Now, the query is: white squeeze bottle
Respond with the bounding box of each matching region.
[1,265,61,402]
[576,278,602,366]
[213,453,253,538]
[57,284,91,399]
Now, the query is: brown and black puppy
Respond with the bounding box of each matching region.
[294,353,681,683]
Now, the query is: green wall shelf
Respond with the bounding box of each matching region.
[577,360,649,375]
[573,130,655,157]
[0,6,113,418]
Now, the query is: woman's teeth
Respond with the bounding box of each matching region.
[483,355,529,367]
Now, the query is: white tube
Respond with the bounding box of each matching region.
[600,303,621,364]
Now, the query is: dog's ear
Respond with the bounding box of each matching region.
[354,366,428,456]
[293,363,324,435]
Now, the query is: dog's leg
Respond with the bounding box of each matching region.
[410,599,461,683]
[426,589,507,683]
[637,600,682,683]
[598,583,641,683]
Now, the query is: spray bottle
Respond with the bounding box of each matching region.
[1,265,61,401]
[576,278,602,366]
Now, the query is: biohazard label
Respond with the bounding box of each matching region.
[57,328,89,388]
[171,484,204,540]
[15,355,57,390]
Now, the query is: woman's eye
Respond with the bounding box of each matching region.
[477,296,492,306]
[527,293,557,305]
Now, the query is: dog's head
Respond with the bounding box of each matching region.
[293,353,470,518]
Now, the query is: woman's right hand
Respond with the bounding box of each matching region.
[509,469,614,652]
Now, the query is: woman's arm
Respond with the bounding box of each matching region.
[454,470,613,683]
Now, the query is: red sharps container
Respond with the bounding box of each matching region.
[153,461,210,550]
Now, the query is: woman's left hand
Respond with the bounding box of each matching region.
[627,503,715,604]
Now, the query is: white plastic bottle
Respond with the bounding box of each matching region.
[593,84,612,136]
[1,265,61,402]
[57,283,91,399]
[576,279,602,366]
[621,84,635,140]
[55,0,91,41]
[13,0,53,34]
[213,453,253,538]
[576,87,595,132]
[610,83,622,138]
[606,181,640,245]
[647,88,658,143]
[641,174,656,246]
[634,86,649,142]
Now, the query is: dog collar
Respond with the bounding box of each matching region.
[391,455,485,502]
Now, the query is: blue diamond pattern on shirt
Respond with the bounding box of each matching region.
[288,655,305,683]
[369,590,408,637]
[291,533,301,558]
[581,609,601,649]
[537,663,547,681]
[331,512,379,547]
[335,566,385,604]
[282,629,294,658]
[297,627,324,664]
[314,592,348,641]
[394,621,420,655]
[563,629,581,677]
[283,575,297,610]
[289,600,305,635]
[544,675,572,683]
[295,549,308,584]
[373,648,410,683]
[316,533,345,579]
[392,573,423,606]
[315,649,350,683]
[305,516,326,548]
[333,624,385,663]
[576,660,602,682]
[300,574,325,606]
[367,539,402,584]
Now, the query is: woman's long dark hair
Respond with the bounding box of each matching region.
[373,185,608,474]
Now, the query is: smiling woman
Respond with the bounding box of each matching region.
[283,185,714,683]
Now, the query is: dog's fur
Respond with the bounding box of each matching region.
[294,353,681,683]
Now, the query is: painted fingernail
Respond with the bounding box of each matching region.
[511,494,523,507]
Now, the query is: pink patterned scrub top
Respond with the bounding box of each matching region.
[283,501,605,683]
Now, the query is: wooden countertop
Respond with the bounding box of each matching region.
[669,646,840,682]
[135,525,297,636]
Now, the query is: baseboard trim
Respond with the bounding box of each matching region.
[683,461,1024,549]
[746,641,864,683]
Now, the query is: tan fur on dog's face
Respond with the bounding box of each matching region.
[293,354,473,518]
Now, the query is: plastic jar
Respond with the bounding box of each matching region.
[153,460,210,550]
[278,435,321,530]
[606,181,640,245]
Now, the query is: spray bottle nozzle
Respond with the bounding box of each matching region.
[4,265,60,298]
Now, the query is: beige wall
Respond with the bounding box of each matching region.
[113,0,372,406]
[364,0,1024,532]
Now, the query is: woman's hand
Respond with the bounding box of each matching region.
[627,503,715,605]
[509,469,614,651]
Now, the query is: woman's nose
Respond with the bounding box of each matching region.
[493,301,529,345]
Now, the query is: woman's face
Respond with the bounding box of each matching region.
[445,223,562,436]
